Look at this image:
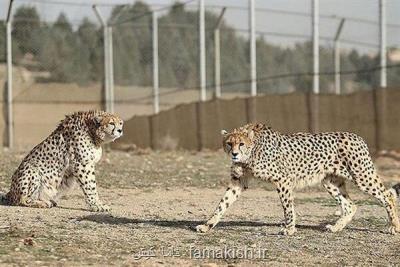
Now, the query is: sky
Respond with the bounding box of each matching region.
[1,0,399,53]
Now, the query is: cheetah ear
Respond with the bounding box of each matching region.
[248,129,255,140]
[93,115,103,126]
[221,129,228,136]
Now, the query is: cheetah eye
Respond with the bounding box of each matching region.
[239,142,245,147]
[109,122,115,126]
[227,142,232,147]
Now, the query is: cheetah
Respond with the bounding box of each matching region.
[196,123,400,235]
[2,110,123,212]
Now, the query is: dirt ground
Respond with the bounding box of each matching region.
[0,149,400,266]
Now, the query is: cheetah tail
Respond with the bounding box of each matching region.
[388,183,400,201]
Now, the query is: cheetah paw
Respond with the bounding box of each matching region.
[196,224,211,233]
[325,224,345,233]
[388,225,400,235]
[325,224,337,232]
[50,200,58,207]
[334,210,342,216]
[89,203,111,212]
[279,227,297,236]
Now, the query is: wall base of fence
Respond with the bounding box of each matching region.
[116,88,400,153]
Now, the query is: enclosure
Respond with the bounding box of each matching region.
[1,0,400,266]
[0,0,400,148]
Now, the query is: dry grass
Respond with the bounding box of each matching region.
[0,149,400,266]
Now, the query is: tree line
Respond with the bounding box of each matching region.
[0,1,399,92]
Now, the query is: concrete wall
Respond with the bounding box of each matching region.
[118,88,400,153]
[1,79,398,153]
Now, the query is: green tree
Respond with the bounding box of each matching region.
[111,1,152,86]
[77,18,103,82]
[348,50,379,89]
[39,13,90,83]
[0,23,5,63]
[5,1,388,91]
[12,6,41,55]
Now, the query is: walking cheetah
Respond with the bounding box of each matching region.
[196,123,400,235]
[2,110,123,211]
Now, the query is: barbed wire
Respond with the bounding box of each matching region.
[12,0,400,29]
[109,0,197,26]
[9,16,98,25]
[15,0,130,7]
[98,64,400,104]
[7,0,400,107]
[233,28,380,48]
[194,4,400,28]
[6,17,380,49]
[7,0,399,51]
[5,18,374,51]
[3,19,390,49]
[10,64,400,104]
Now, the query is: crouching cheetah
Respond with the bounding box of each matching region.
[196,123,400,235]
[2,110,123,212]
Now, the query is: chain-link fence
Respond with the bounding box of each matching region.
[1,0,400,147]
[387,0,400,86]
[0,23,5,63]
[111,1,202,118]
[207,1,250,96]
[2,1,105,147]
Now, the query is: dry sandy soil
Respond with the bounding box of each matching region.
[0,149,400,266]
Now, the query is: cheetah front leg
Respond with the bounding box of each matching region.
[276,181,297,236]
[196,176,244,233]
[74,163,110,212]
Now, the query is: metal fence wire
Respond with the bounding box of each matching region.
[12,19,104,85]
[1,0,400,148]
[10,4,104,84]
[0,24,5,63]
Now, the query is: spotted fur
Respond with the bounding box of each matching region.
[197,123,400,235]
[2,110,123,211]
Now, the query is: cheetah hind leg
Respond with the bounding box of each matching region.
[388,183,400,234]
[352,175,400,234]
[322,176,357,232]
[52,176,77,207]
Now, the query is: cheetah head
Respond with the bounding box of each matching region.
[93,113,124,144]
[222,128,255,164]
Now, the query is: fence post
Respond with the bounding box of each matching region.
[311,0,319,133]
[214,28,221,98]
[108,26,114,113]
[249,0,257,96]
[379,0,387,88]
[334,18,345,94]
[104,27,110,112]
[199,0,206,101]
[152,11,159,114]
[214,7,226,99]
[6,0,14,149]
[312,0,319,94]
[93,5,109,112]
